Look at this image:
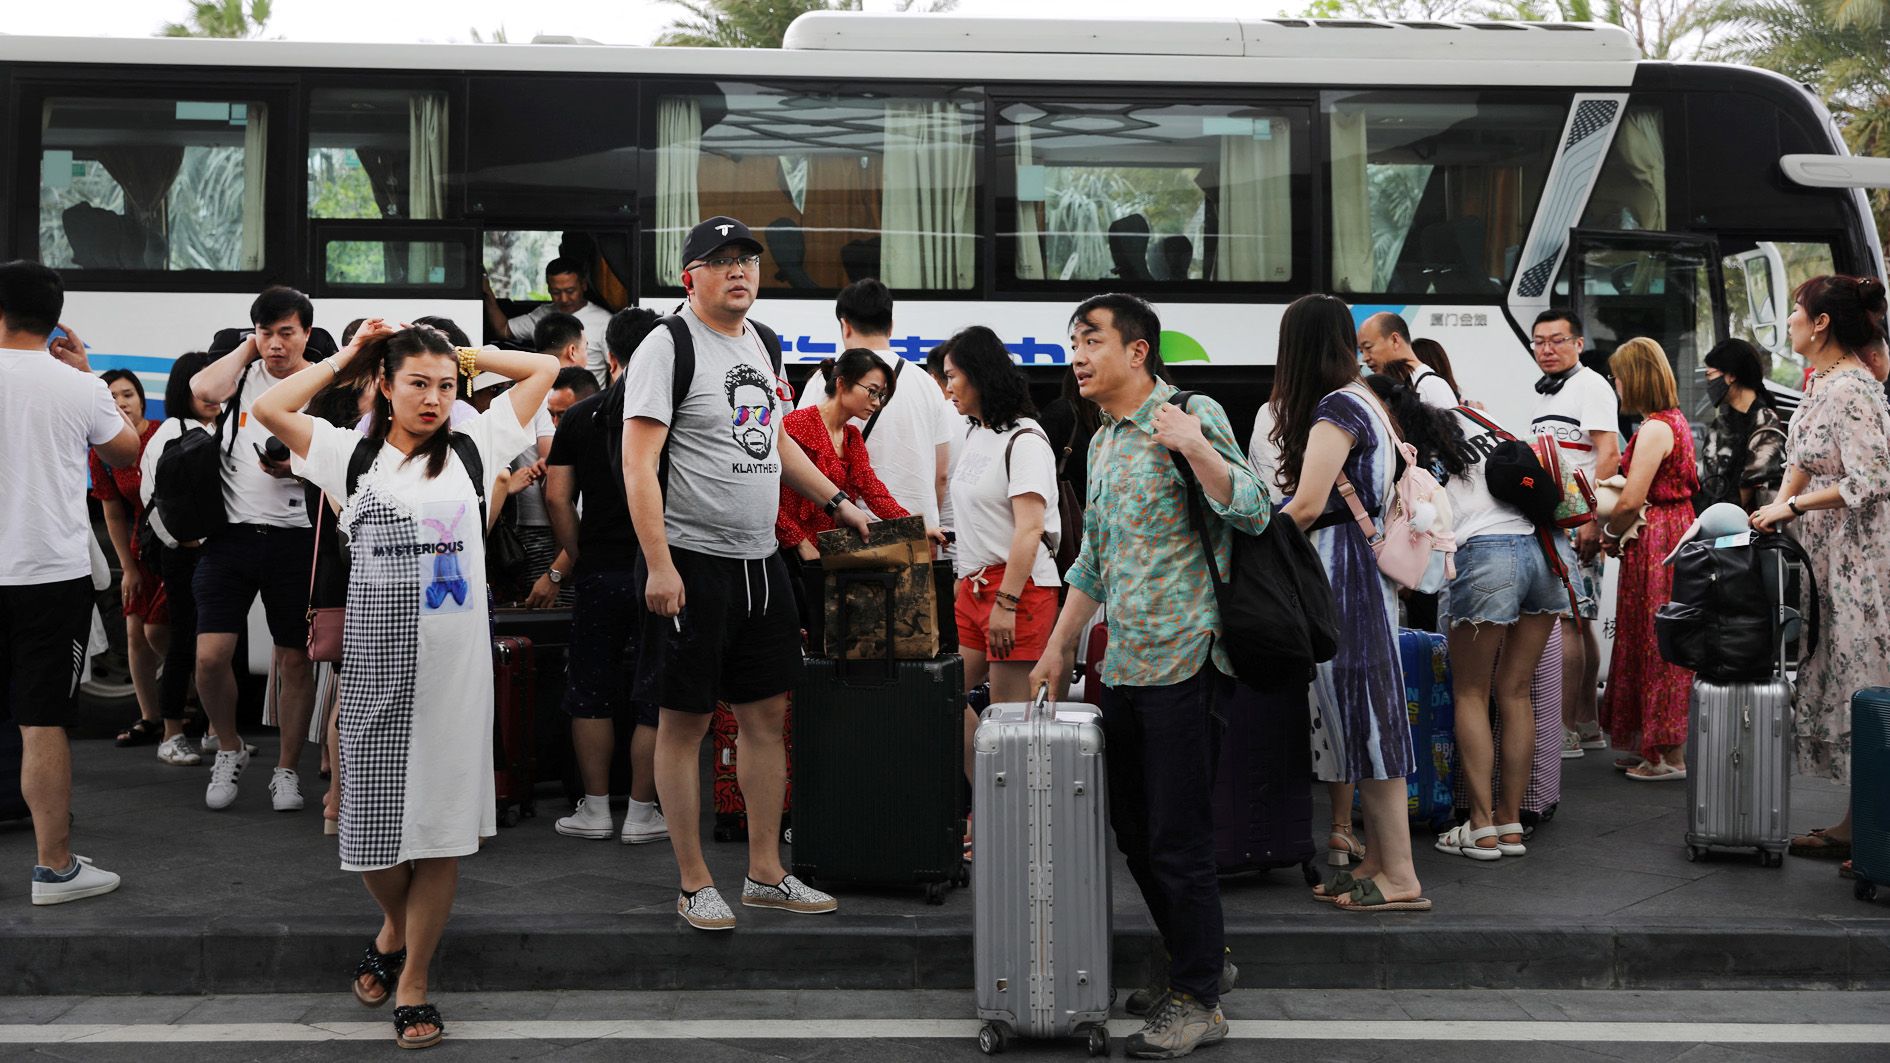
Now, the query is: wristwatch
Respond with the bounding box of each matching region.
[547,569,565,585]
[1786,495,1804,516]
[823,491,848,517]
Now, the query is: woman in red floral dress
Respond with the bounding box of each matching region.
[1599,338,1700,780]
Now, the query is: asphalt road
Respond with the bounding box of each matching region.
[4,989,1889,1062]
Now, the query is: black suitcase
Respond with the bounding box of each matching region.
[1212,681,1320,884]
[791,652,968,904]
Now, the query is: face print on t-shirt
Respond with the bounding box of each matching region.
[725,363,777,461]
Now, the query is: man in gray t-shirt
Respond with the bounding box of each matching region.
[620,216,871,932]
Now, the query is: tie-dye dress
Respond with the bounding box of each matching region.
[1296,386,1413,783]
[292,397,530,871]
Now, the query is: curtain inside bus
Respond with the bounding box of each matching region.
[882,102,975,291]
[1014,121,1045,281]
[657,97,702,276]
[1215,127,1293,283]
[1329,108,1375,293]
[1582,106,1666,231]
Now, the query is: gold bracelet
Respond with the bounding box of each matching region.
[456,346,480,379]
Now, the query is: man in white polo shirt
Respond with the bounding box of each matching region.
[0,260,140,904]
[1360,311,1458,409]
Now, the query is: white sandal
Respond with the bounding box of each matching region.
[1435,822,1502,861]
[1493,822,1528,857]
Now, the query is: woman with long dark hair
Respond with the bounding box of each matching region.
[1273,295,1425,912]
[1752,275,1890,869]
[1410,338,1461,400]
[777,347,910,557]
[1699,338,1785,512]
[942,325,1061,706]
[253,321,556,1051]
[90,369,169,750]
[133,357,225,765]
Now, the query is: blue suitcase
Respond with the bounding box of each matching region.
[1399,629,1457,831]
[1853,688,1890,904]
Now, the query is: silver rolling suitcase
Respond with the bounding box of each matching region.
[1684,555,1800,867]
[973,688,1112,1057]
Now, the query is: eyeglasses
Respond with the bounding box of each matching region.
[688,254,762,272]
[853,381,888,403]
[731,405,773,427]
[1531,335,1577,350]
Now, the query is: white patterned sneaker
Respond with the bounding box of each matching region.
[205,749,248,810]
[156,735,201,766]
[740,874,837,914]
[556,797,614,840]
[1560,728,1586,760]
[677,886,736,931]
[269,768,304,812]
[620,802,669,845]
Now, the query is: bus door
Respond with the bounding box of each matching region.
[1567,228,1727,438]
[478,224,637,345]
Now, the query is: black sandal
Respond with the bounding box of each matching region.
[393,1002,445,1050]
[115,719,162,747]
[351,942,406,1008]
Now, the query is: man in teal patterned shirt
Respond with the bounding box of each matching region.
[1031,294,1268,1060]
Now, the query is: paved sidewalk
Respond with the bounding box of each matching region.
[0,729,1882,995]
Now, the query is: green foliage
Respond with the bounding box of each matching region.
[159,0,273,39]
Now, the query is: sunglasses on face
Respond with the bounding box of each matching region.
[732,404,773,427]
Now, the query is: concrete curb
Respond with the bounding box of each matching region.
[4,914,1886,996]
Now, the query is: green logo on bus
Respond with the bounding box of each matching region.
[1162,330,1210,364]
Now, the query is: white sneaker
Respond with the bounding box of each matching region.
[620,802,669,845]
[555,797,614,840]
[205,749,249,810]
[156,735,201,766]
[269,768,303,812]
[1560,728,1586,760]
[31,855,121,906]
[200,735,259,756]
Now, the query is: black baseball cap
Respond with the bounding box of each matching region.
[680,216,764,270]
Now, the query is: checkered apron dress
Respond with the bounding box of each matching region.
[335,486,422,872]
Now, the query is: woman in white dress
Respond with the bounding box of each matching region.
[254,320,555,1050]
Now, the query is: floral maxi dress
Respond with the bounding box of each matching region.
[1784,367,1890,783]
[1601,408,1698,763]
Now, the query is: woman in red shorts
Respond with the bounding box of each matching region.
[941,326,1062,704]
[90,369,169,748]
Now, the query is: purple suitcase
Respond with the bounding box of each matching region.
[1212,682,1319,884]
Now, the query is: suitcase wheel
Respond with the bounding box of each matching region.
[1300,861,1321,887]
[498,803,521,829]
[1684,845,1703,863]
[1087,1025,1110,1057]
[1859,878,1880,903]
[956,864,971,888]
[924,882,945,906]
[1761,850,1783,868]
[977,1022,1008,1055]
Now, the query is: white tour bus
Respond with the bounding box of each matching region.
[3,13,1883,702]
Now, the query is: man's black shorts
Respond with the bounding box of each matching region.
[2,578,94,727]
[564,568,659,726]
[633,547,802,715]
[192,523,315,646]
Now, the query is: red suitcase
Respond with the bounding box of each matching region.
[492,636,536,827]
[711,695,794,842]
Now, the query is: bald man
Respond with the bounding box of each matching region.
[1359,312,1457,410]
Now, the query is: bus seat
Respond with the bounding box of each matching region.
[62,203,155,270]
[1108,214,1153,282]
[765,218,819,289]
[1155,235,1193,281]
[842,238,881,283]
[1418,217,1495,294]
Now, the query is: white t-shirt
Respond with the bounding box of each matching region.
[1448,409,1537,542]
[1412,368,1459,410]
[1529,364,1618,483]
[507,301,614,383]
[221,360,313,528]
[1247,403,1284,502]
[950,419,1060,586]
[506,401,558,527]
[797,355,952,527]
[0,349,128,584]
[938,391,967,537]
[622,308,786,560]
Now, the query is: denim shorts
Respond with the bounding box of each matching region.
[1442,534,1571,628]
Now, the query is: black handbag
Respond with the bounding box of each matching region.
[485,498,533,603]
[1656,531,1819,680]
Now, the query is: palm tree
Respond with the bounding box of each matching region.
[655,0,956,48]
[159,0,273,38]
[1719,0,1890,248]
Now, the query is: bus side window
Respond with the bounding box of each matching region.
[1582,105,1667,232]
[39,97,268,272]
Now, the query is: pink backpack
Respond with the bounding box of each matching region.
[1333,386,1457,593]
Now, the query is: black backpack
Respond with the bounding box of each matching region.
[602,314,784,499]
[1656,531,1819,681]
[153,371,248,545]
[1168,392,1339,689]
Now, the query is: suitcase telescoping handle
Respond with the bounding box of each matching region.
[1031,681,1051,722]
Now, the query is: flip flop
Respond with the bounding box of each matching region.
[1789,828,1852,859]
[1626,762,1686,781]
[1614,756,1649,772]
[1312,869,1357,904]
[1335,876,1432,913]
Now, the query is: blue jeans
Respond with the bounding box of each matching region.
[1098,664,1228,1005]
